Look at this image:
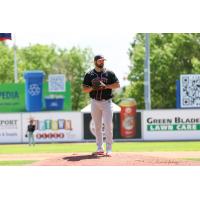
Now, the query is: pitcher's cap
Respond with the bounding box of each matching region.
[94,55,106,62]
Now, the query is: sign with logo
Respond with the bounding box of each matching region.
[180,74,200,108]
[0,114,22,143]
[0,83,25,112]
[22,112,83,143]
[83,112,142,139]
[0,82,71,112]
[28,84,41,96]
[83,113,120,139]
[143,109,200,140]
[48,74,66,92]
[44,82,71,111]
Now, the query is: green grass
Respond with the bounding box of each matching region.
[182,158,200,162]
[0,160,37,166]
[113,141,200,152]
[0,141,200,154]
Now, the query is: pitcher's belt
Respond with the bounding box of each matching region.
[92,98,111,101]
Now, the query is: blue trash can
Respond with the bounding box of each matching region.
[45,95,64,110]
[24,71,45,112]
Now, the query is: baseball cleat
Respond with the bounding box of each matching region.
[105,151,112,157]
[92,151,105,156]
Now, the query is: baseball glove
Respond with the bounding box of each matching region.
[92,81,106,90]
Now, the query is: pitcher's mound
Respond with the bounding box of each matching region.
[30,152,200,166]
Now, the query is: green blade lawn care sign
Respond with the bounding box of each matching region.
[143,109,200,140]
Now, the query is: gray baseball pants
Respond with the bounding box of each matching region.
[91,99,113,152]
[28,131,35,146]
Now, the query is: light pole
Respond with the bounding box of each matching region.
[144,33,151,109]
[13,33,18,83]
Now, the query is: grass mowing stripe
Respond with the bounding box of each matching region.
[0,160,37,166]
[182,158,200,162]
[1,141,200,154]
[0,143,96,154]
[113,141,200,152]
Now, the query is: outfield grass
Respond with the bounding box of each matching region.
[0,160,37,166]
[0,141,200,154]
[183,158,200,162]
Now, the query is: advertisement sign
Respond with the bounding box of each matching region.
[83,112,142,139]
[83,113,120,139]
[0,114,22,143]
[0,83,25,112]
[22,112,83,143]
[119,98,137,138]
[143,109,200,140]
[48,74,66,92]
[0,82,71,112]
[43,82,71,111]
[180,74,200,108]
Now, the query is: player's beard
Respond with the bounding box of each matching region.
[96,63,104,68]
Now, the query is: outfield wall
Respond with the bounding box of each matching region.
[1,109,200,143]
[22,112,83,143]
[83,112,142,140]
[0,113,22,143]
[0,112,83,144]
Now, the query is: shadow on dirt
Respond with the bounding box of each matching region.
[62,154,103,162]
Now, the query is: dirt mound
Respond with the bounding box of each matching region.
[30,152,200,166]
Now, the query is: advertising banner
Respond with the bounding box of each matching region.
[22,112,83,143]
[43,82,71,111]
[0,114,22,143]
[0,82,71,112]
[180,74,200,108]
[83,112,142,140]
[143,109,200,140]
[83,113,120,139]
[48,74,66,92]
[0,83,25,112]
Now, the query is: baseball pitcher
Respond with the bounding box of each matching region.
[82,55,120,157]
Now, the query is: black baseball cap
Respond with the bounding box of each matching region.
[94,55,106,62]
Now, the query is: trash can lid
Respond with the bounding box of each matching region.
[24,71,45,79]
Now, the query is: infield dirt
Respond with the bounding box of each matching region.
[1,152,200,166]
